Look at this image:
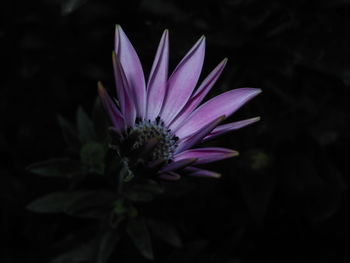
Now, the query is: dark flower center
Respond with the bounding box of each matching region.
[128,117,178,162]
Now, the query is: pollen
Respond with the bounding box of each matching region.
[127,117,178,162]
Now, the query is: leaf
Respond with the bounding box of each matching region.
[49,238,94,263]
[65,191,116,219]
[27,192,74,213]
[113,199,127,215]
[94,228,121,263]
[27,191,116,217]
[92,97,109,142]
[126,218,154,260]
[27,158,81,178]
[77,106,96,143]
[57,115,80,151]
[80,142,105,174]
[147,219,182,247]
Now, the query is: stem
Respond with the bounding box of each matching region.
[118,158,130,195]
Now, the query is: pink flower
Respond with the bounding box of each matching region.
[98,25,261,180]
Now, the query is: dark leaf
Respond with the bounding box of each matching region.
[65,191,116,219]
[147,218,182,248]
[92,97,109,142]
[127,205,139,219]
[57,115,80,151]
[27,158,81,178]
[126,217,154,260]
[80,142,105,174]
[27,191,116,217]
[77,106,96,143]
[113,199,127,216]
[49,238,94,263]
[27,192,75,213]
[94,228,121,263]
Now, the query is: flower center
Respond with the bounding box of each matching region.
[128,117,178,162]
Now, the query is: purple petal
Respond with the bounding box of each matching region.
[112,51,126,113]
[159,158,197,173]
[175,115,225,154]
[175,88,262,139]
[173,147,238,165]
[159,171,181,180]
[160,36,206,124]
[202,116,260,142]
[146,30,169,120]
[115,25,146,118]
[112,52,136,127]
[97,82,125,134]
[169,58,228,131]
[184,167,221,178]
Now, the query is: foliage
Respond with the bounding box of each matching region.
[25,106,180,262]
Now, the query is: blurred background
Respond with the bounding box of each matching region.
[1,0,350,262]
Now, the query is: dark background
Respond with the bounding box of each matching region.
[1,0,350,262]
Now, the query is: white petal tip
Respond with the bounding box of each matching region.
[213,173,222,178]
[255,88,263,94]
[228,150,239,157]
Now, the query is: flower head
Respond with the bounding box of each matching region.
[98,25,261,180]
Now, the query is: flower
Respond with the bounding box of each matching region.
[98,25,261,180]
